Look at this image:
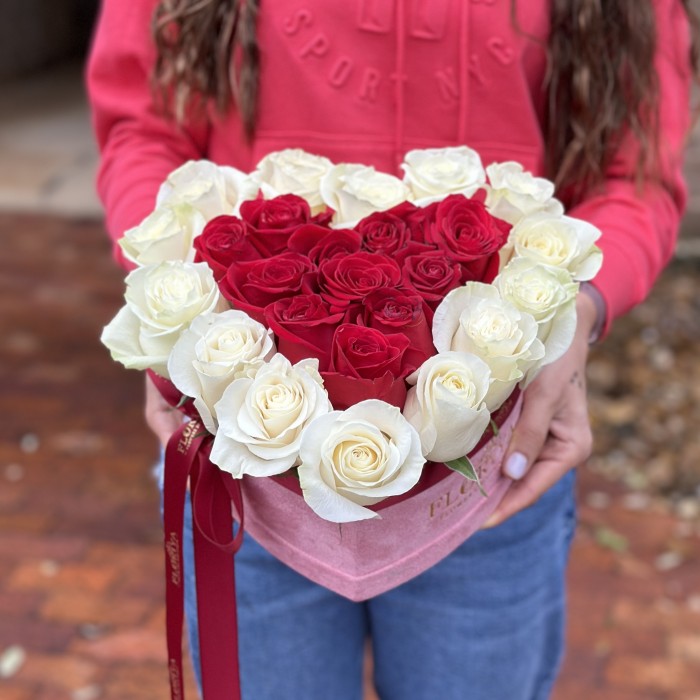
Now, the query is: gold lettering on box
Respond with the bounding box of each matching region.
[429,480,479,522]
[429,494,446,519]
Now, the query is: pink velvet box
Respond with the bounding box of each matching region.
[240,394,522,601]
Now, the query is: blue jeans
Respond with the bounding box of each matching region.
[182,471,576,700]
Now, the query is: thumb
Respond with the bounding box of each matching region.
[502,387,555,480]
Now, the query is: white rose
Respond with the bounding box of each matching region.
[251,149,333,214]
[403,352,491,463]
[100,261,225,377]
[401,146,486,204]
[118,203,206,266]
[495,258,578,366]
[485,162,563,225]
[156,160,258,220]
[501,212,603,281]
[210,355,331,478]
[433,283,544,410]
[167,310,276,434]
[320,163,411,227]
[297,400,425,523]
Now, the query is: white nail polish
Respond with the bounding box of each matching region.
[505,452,528,480]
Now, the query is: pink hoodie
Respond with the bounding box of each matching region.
[87,0,692,334]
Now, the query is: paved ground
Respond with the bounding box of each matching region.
[1,65,700,699]
[1,220,699,700]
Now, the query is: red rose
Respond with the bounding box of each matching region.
[330,324,412,380]
[356,209,411,255]
[319,252,401,310]
[427,195,510,282]
[405,201,438,243]
[320,324,415,409]
[264,294,344,370]
[193,215,260,280]
[385,201,420,219]
[220,252,318,322]
[240,194,314,256]
[320,371,408,411]
[362,289,435,364]
[287,224,362,263]
[401,250,463,305]
[393,240,439,266]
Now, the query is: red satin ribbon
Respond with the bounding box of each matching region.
[163,418,244,700]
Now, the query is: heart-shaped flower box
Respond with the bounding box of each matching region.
[242,391,521,601]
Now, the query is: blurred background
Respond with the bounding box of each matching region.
[1,2,699,698]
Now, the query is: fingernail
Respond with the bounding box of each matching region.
[505,452,528,480]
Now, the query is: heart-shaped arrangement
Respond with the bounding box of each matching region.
[102,146,602,700]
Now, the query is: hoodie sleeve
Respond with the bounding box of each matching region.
[567,0,692,336]
[86,0,210,269]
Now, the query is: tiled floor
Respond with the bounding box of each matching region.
[1,64,700,700]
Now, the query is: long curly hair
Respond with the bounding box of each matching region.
[151,0,698,198]
[543,0,697,199]
[152,0,260,137]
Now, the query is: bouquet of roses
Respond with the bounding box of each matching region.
[102,146,601,523]
[101,146,602,700]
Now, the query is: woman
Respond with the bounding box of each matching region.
[87,1,695,698]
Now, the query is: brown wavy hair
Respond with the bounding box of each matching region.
[543,0,696,199]
[152,0,260,136]
[152,0,698,198]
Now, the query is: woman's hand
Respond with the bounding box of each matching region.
[484,293,598,527]
[144,373,183,449]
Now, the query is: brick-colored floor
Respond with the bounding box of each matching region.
[1,213,196,699]
[1,212,699,699]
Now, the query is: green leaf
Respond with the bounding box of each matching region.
[176,395,191,409]
[445,456,488,498]
[490,419,500,437]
